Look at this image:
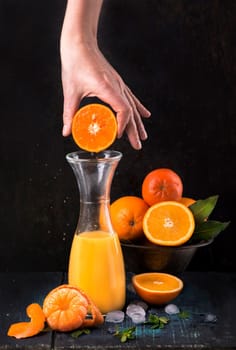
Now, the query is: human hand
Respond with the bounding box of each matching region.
[60,41,151,150]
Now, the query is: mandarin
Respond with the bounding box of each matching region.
[43,284,104,332]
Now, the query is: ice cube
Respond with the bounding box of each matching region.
[105,310,125,323]
[126,304,146,318]
[126,303,146,325]
[131,312,146,324]
[164,304,180,315]
[204,313,217,323]
[133,300,148,311]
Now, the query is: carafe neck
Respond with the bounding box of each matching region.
[66,150,122,234]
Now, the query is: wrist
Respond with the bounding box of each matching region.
[60,31,98,49]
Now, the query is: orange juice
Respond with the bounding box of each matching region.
[68,231,126,314]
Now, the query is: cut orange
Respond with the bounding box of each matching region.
[143,201,195,246]
[43,284,104,332]
[179,197,196,207]
[7,303,45,339]
[132,272,183,305]
[72,104,117,153]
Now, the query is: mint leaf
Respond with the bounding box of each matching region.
[159,316,169,325]
[178,310,190,319]
[113,326,136,343]
[145,314,169,329]
[189,195,219,224]
[190,220,230,242]
[71,329,91,338]
[121,335,127,343]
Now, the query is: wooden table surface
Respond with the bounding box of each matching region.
[0,271,235,349]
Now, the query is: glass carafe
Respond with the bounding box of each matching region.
[66,150,126,314]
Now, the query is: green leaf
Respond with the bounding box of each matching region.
[178,310,190,319]
[145,313,169,329]
[190,220,230,242]
[189,195,219,224]
[71,329,91,338]
[147,314,159,324]
[121,335,127,343]
[113,327,136,343]
[159,316,169,325]
[151,323,160,329]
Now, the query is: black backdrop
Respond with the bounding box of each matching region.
[0,0,235,272]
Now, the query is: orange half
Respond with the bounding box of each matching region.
[132,272,183,305]
[72,104,117,153]
[143,201,195,246]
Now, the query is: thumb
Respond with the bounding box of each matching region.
[62,94,81,136]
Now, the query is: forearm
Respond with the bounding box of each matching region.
[60,0,150,148]
[61,0,103,45]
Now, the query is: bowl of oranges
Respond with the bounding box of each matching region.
[110,168,229,274]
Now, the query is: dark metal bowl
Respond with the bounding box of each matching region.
[121,240,213,274]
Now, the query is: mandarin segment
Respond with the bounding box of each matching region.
[143,201,195,246]
[72,104,117,153]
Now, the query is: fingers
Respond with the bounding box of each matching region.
[96,83,151,149]
[96,85,130,137]
[128,88,151,119]
[124,89,149,141]
[113,88,150,150]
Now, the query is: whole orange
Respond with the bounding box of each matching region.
[142,168,183,206]
[179,197,196,207]
[110,196,149,241]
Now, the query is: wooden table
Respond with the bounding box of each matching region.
[0,271,235,349]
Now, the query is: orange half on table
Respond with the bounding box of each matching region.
[72,104,117,153]
[132,272,183,305]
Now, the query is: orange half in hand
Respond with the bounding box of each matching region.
[132,272,183,305]
[143,201,195,246]
[72,104,117,153]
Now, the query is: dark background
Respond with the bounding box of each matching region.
[0,0,235,272]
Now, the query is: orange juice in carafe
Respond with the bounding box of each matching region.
[69,231,125,314]
[66,150,126,315]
